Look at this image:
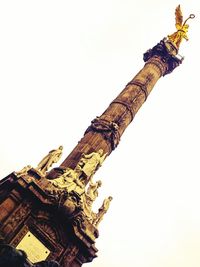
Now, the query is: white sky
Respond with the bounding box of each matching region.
[0,1,200,267]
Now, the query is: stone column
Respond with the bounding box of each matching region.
[48,39,182,181]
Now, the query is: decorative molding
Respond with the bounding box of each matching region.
[145,57,166,77]
[126,80,148,101]
[64,245,79,264]
[11,225,29,247]
[111,100,135,121]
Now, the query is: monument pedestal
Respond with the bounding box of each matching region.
[0,170,98,266]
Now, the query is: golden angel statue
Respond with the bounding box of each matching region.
[168,5,195,49]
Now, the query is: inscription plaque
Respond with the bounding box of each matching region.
[16,231,50,263]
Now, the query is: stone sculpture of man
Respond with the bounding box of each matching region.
[93,196,113,227]
[86,180,102,202]
[82,180,102,220]
[37,146,63,175]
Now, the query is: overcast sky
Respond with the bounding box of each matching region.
[1,1,200,267]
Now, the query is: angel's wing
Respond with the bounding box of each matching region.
[175,5,183,28]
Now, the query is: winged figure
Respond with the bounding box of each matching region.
[168,5,194,49]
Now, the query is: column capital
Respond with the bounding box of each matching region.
[143,39,183,76]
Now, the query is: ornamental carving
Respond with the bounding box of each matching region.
[50,168,85,196]
[85,117,120,150]
[62,245,79,266]
[2,202,31,234]
[75,149,107,179]
[37,222,57,242]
